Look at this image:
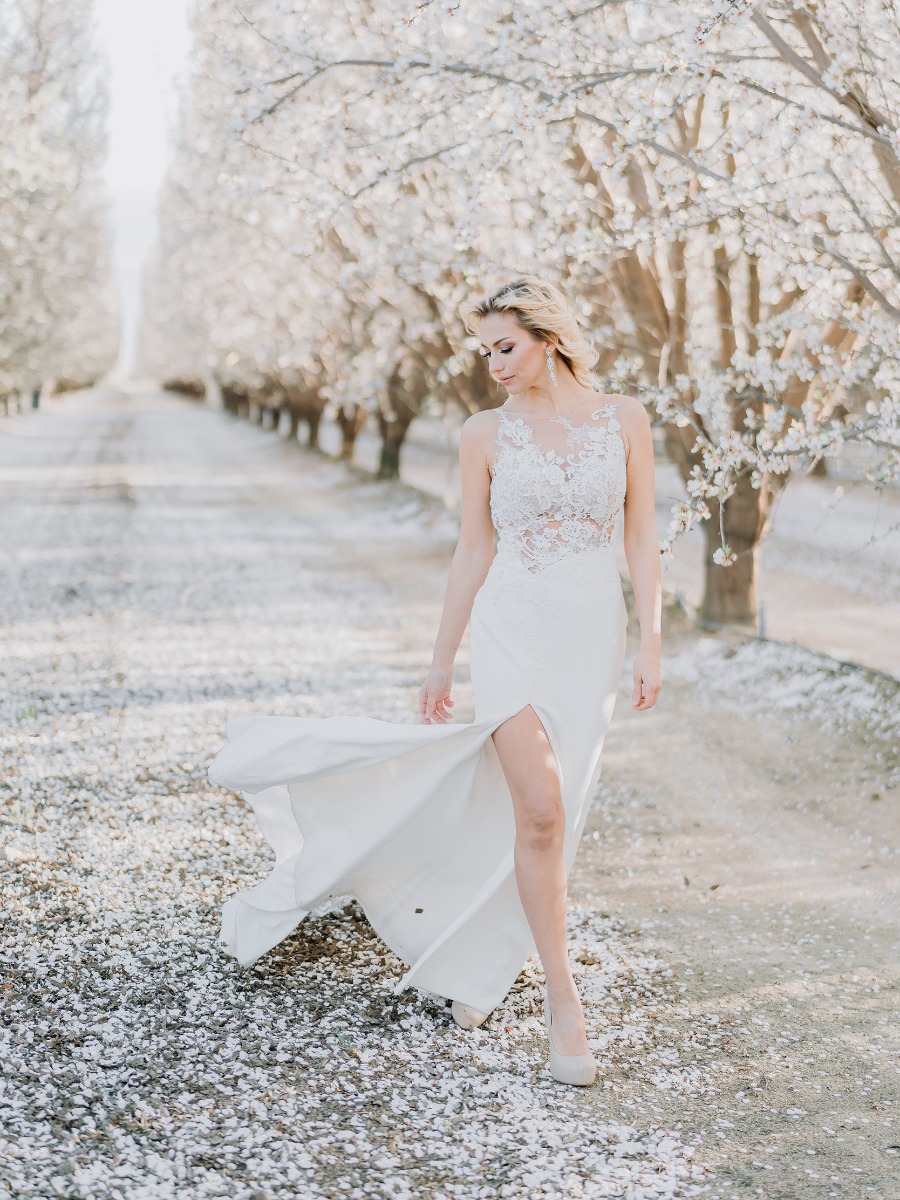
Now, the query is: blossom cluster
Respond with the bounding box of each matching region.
[142,0,899,575]
[0,0,118,398]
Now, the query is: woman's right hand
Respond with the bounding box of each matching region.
[419,666,455,724]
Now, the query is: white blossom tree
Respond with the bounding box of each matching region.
[145,0,899,621]
[0,0,118,407]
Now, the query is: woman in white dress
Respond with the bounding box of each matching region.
[208,276,662,1087]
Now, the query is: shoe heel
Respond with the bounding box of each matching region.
[451,1000,491,1030]
[543,988,597,1087]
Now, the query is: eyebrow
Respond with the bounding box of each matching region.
[479,336,514,349]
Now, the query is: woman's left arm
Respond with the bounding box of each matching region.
[621,399,662,712]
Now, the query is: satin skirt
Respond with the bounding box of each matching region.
[208,543,627,1013]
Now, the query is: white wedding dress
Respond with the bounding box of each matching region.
[208,401,629,1013]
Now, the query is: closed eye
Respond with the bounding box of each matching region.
[479,346,514,358]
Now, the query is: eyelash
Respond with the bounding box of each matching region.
[479,346,513,359]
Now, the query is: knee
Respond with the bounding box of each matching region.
[516,799,564,852]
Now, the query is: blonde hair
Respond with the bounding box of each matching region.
[459,275,598,388]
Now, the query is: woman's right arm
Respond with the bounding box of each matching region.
[419,413,497,724]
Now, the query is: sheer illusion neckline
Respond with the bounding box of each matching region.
[498,400,621,434]
[488,400,627,485]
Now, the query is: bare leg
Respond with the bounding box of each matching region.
[491,706,589,1056]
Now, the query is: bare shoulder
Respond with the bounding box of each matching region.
[600,392,649,429]
[462,407,503,433]
[596,393,650,465]
[459,407,502,449]
[458,408,501,477]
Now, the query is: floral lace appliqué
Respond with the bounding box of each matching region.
[489,405,627,574]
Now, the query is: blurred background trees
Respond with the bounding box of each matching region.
[140,0,899,623]
[0,0,118,409]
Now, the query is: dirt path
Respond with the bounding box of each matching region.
[574,623,899,1198]
[0,388,896,1200]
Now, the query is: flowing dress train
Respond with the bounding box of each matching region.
[208,401,628,1014]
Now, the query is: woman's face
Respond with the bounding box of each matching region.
[478,313,547,396]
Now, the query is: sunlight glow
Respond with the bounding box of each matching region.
[95,0,191,376]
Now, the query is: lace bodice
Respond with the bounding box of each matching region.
[489,403,627,573]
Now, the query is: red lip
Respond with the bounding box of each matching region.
[498,376,514,384]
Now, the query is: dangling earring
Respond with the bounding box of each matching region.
[546,346,557,386]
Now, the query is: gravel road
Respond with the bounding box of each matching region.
[1,387,897,1200]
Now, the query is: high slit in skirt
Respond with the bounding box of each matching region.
[208,543,627,1013]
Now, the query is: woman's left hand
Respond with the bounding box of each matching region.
[632,646,662,711]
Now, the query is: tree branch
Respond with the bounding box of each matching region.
[751,7,894,133]
[824,164,900,283]
[244,55,731,183]
[713,71,895,148]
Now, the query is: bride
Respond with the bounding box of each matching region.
[208,275,662,1087]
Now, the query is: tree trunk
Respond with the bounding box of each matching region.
[336,406,366,459]
[699,527,759,625]
[698,472,771,625]
[305,410,321,449]
[665,418,775,626]
[376,369,418,480]
[376,413,414,479]
[220,383,251,417]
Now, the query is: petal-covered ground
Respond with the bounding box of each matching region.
[0,387,896,1200]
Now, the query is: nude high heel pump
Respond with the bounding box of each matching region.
[451,1001,491,1030]
[543,987,597,1086]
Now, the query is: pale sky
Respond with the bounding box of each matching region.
[95,0,192,375]
[96,0,191,195]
